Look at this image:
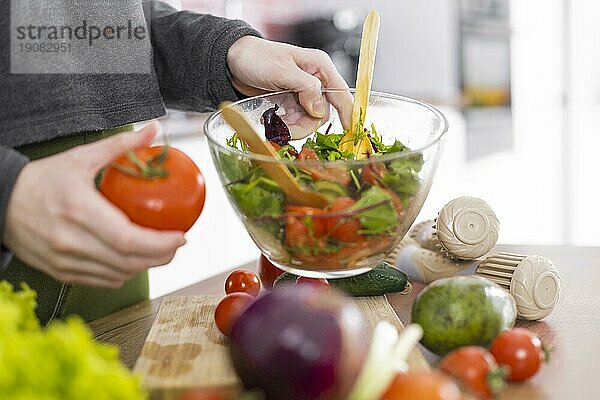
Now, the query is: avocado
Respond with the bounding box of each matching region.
[411,276,517,355]
[273,262,410,296]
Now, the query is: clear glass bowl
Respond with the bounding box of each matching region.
[204,90,447,278]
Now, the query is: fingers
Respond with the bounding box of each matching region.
[79,122,159,173]
[293,48,354,129]
[47,222,177,275]
[72,189,186,259]
[277,63,326,119]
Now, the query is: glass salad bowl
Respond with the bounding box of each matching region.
[204,90,447,278]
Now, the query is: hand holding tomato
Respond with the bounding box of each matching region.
[100,142,205,232]
[3,123,187,288]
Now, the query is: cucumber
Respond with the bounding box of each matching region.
[273,262,410,297]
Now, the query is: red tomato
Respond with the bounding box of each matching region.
[290,235,394,270]
[325,197,362,242]
[298,148,351,185]
[225,269,261,297]
[296,276,331,291]
[361,161,386,185]
[285,211,327,249]
[490,328,546,382]
[439,346,504,399]
[286,205,328,237]
[298,148,319,161]
[214,292,254,336]
[257,254,285,289]
[381,372,463,400]
[100,146,205,231]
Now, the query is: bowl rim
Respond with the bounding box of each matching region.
[203,89,448,166]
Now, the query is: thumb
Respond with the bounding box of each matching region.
[82,122,159,171]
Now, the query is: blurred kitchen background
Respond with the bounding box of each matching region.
[149,0,600,297]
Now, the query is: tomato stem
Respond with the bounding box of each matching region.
[112,146,171,180]
[487,366,508,395]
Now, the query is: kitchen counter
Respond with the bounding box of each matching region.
[89,244,599,399]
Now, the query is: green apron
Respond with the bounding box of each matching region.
[1,126,149,325]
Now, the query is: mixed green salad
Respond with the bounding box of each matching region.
[219,105,424,270]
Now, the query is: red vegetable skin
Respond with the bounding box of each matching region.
[229,286,368,400]
[225,269,261,297]
[439,346,505,400]
[325,197,362,242]
[296,276,331,291]
[361,161,386,185]
[287,205,329,237]
[297,148,351,185]
[257,254,285,289]
[490,328,546,382]
[214,292,254,336]
[381,371,463,400]
[100,146,205,231]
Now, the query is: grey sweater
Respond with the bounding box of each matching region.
[0,0,260,258]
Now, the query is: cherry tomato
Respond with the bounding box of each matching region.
[490,328,546,382]
[381,371,462,400]
[439,346,504,399]
[325,197,362,242]
[225,269,261,297]
[296,276,331,291]
[257,254,285,289]
[100,146,205,231]
[286,205,328,237]
[214,292,254,336]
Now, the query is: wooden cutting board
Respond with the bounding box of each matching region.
[134,295,429,391]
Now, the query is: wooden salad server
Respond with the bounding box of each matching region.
[338,10,380,159]
[219,102,329,208]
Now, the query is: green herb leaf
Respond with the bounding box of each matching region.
[382,154,424,205]
[229,177,285,219]
[352,186,399,235]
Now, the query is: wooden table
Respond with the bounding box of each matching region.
[89,245,599,399]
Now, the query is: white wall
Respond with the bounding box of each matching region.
[566,1,600,245]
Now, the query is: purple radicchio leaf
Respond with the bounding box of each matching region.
[262,104,291,146]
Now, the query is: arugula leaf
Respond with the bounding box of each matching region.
[304,132,353,161]
[369,123,410,155]
[382,154,424,204]
[352,186,399,235]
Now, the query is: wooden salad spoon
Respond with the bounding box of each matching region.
[219,102,329,208]
[338,9,380,159]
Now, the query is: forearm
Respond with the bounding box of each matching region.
[143,1,261,111]
[0,146,29,268]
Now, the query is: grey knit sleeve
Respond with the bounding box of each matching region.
[0,146,29,269]
[144,1,262,112]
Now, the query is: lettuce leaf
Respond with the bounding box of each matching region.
[0,282,146,400]
[352,186,399,235]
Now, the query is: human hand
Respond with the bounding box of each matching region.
[227,36,354,131]
[3,123,186,288]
